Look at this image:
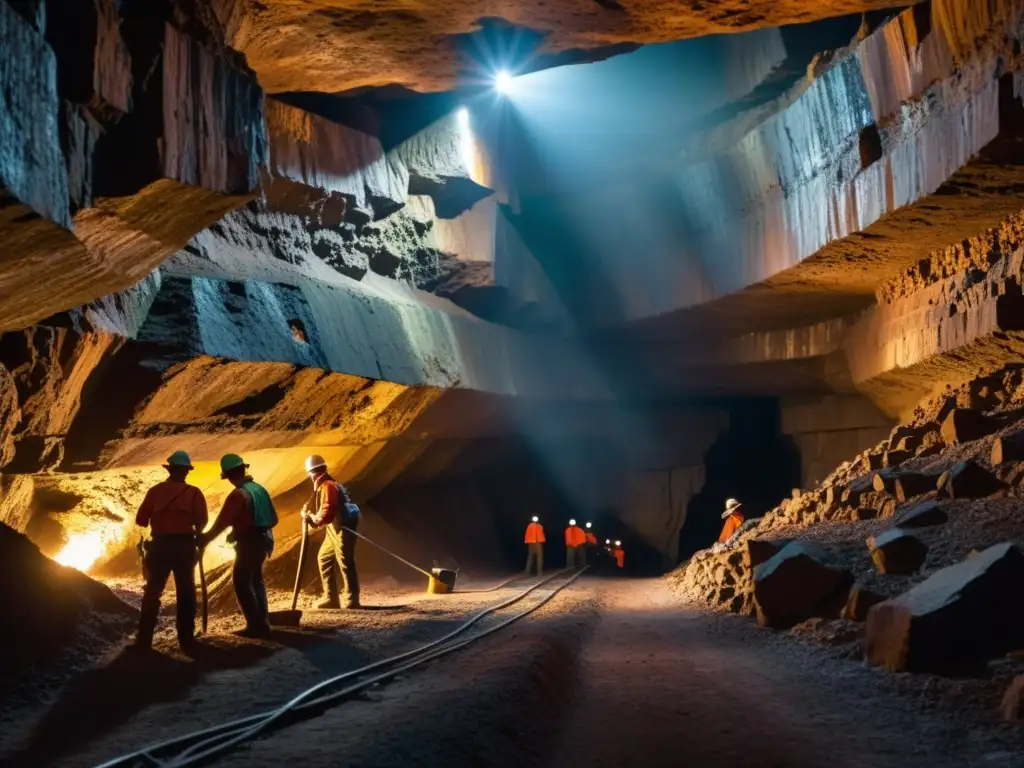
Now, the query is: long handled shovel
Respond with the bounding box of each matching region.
[198,546,209,635]
[269,515,309,627]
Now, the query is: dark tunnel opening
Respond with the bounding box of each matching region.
[678,398,802,562]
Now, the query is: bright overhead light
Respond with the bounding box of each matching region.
[456,106,470,128]
[494,69,514,94]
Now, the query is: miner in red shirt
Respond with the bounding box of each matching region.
[302,454,361,609]
[134,450,208,650]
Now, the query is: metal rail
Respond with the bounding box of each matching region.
[94,567,587,768]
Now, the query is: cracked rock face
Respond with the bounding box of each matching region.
[217,0,908,92]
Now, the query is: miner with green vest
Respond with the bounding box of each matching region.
[199,454,278,638]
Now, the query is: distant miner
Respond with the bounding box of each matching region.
[302,454,361,609]
[524,516,545,575]
[134,450,209,650]
[200,454,279,637]
[584,521,598,563]
[718,498,745,543]
[611,540,625,569]
[565,519,586,568]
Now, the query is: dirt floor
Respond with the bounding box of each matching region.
[1,577,1022,768]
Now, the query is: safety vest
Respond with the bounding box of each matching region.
[584,532,598,546]
[565,526,586,547]
[524,522,545,544]
[242,481,278,529]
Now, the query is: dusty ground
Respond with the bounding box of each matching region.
[2,578,1021,768]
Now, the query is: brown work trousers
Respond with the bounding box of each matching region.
[565,544,584,569]
[525,542,544,575]
[318,516,360,606]
[138,534,196,646]
[233,529,273,633]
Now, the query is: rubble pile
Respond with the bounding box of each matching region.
[674,366,1024,710]
[0,521,136,693]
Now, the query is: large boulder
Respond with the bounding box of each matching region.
[1002,676,1024,723]
[892,499,948,529]
[940,408,999,445]
[868,529,927,575]
[841,584,886,622]
[873,468,937,501]
[865,543,1024,672]
[938,460,1008,499]
[991,432,1024,465]
[744,539,784,570]
[753,542,853,630]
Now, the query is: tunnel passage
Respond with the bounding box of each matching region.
[678,398,801,561]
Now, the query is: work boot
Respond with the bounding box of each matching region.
[344,600,361,610]
[235,625,271,639]
[316,596,341,610]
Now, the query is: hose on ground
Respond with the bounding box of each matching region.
[95,567,587,768]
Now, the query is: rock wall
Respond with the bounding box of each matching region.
[0,0,269,334]
[780,394,894,487]
[535,0,1024,334]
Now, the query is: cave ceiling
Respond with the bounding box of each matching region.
[217,0,910,93]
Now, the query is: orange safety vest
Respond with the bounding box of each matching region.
[565,526,586,547]
[525,522,545,544]
[613,547,625,568]
[718,512,744,543]
[584,531,598,546]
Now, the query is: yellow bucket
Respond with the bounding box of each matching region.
[428,568,457,594]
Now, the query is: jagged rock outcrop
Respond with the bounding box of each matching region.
[1,2,269,334]
[219,0,904,93]
[865,543,1024,673]
[0,521,136,680]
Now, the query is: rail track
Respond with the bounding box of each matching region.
[94,567,588,768]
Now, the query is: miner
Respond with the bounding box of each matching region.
[134,450,209,650]
[199,454,278,637]
[564,519,586,568]
[301,454,361,609]
[718,498,745,544]
[584,521,598,564]
[524,516,545,575]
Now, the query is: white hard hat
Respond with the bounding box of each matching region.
[569,519,576,526]
[722,498,743,519]
[615,540,621,546]
[305,454,327,473]
[531,516,539,522]
[605,539,611,544]
[585,522,592,528]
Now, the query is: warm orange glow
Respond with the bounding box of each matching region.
[54,532,105,573]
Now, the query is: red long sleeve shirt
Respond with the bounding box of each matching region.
[136,481,208,535]
[308,473,342,528]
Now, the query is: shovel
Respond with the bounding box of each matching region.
[198,545,208,634]
[269,515,309,627]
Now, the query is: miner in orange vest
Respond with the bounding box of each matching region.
[524,516,545,575]
[565,519,586,568]
[611,539,625,569]
[583,521,598,564]
[718,498,745,543]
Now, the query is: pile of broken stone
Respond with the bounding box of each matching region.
[674,365,1024,723]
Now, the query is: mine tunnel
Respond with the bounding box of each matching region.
[3,0,1024,765]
